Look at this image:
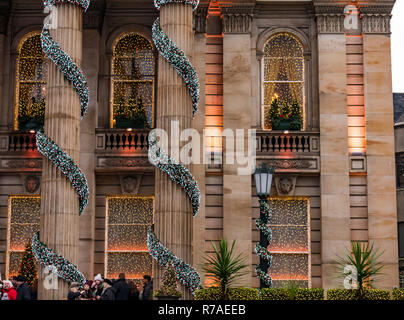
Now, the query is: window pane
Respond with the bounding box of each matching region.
[265,198,310,288]
[106,197,153,280]
[399,222,404,258]
[112,33,155,128]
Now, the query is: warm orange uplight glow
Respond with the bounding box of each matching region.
[270,248,309,254]
[107,247,149,252]
[346,34,366,155]
[107,273,150,280]
[270,274,309,281]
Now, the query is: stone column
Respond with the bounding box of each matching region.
[362,10,399,289]
[78,27,99,279]
[154,3,194,299]
[222,6,254,287]
[316,10,351,290]
[38,4,83,300]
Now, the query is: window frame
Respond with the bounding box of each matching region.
[109,32,157,129]
[14,31,47,131]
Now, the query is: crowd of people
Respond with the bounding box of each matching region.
[0,273,152,301]
[0,275,37,300]
[67,273,154,301]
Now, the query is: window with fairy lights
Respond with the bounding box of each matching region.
[6,196,40,278]
[105,196,154,280]
[263,33,305,131]
[14,32,47,131]
[111,33,156,129]
[262,197,311,288]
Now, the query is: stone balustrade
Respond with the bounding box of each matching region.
[95,129,149,151]
[256,131,320,154]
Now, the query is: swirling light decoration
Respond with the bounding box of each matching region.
[147,0,201,296]
[32,0,89,285]
[255,199,273,287]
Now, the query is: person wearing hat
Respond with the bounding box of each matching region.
[93,274,104,299]
[15,275,31,301]
[99,279,116,300]
[67,282,81,300]
[1,280,17,300]
[80,280,95,300]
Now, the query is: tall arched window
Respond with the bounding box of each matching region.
[15,32,47,131]
[263,33,304,130]
[111,33,155,129]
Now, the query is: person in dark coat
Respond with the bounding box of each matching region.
[128,281,139,300]
[113,273,130,300]
[15,275,31,301]
[100,279,116,300]
[140,275,153,300]
[67,282,81,300]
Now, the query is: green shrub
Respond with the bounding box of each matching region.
[260,288,290,300]
[327,289,390,300]
[392,289,404,300]
[260,288,324,300]
[195,287,222,300]
[228,288,259,300]
[195,288,259,300]
[295,288,324,300]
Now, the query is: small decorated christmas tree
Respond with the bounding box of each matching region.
[269,97,280,130]
[19,241,37,286]
[154,260,182,299]
[289,99,302,131]
[133,97,149,129]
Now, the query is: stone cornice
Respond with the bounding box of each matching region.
[221,4,256,34]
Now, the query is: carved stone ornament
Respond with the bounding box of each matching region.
[119,175,142,194]
[21,175,41,194]
[274,175,297,196]
[221,5,256,34]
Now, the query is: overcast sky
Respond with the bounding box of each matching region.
[392,0,404,92]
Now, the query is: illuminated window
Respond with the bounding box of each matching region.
[263,33,304,130]
[266,198,310,288]
[15,32,47,131]
[6,196,40,278]
[105,196,153,279]
[111,33,155,129]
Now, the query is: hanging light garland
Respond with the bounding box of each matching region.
[32,232,86,286]
[147,229,201,295]
[255,200,273,287]
[147,0,201,296]
[32,0,90,286]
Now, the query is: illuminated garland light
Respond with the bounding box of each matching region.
[255,200,273,288]
[147,229,201,295]
[148,132,200,216]
[32,232,86,286]
[147,0,201,297]
[32,0,89,287]
[152,18,199,116]
[36,130,89,214]
[154,0,199,11]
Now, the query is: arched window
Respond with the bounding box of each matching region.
[15,32,47,131]
[263,33,304,130]
[111,33,155,129]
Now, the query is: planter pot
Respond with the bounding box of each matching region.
[115,119,146,129]
[155,295,180,300]
[271,119,302,131]
[20,119,43,131]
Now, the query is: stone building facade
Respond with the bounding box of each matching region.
[0,0,399,293]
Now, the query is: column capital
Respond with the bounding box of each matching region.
[193,5,208,33]
[314,4,346,34]
[83,0,105,31]
[221,4,256,34]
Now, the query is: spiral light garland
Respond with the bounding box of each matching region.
[147,0,201,296]
[32,0,89,286]
[255,199,273,287]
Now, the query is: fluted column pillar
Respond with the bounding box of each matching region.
[154,3,194,300]
[38,4,83,300]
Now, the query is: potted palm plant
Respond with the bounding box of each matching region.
[201,238,248,300]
